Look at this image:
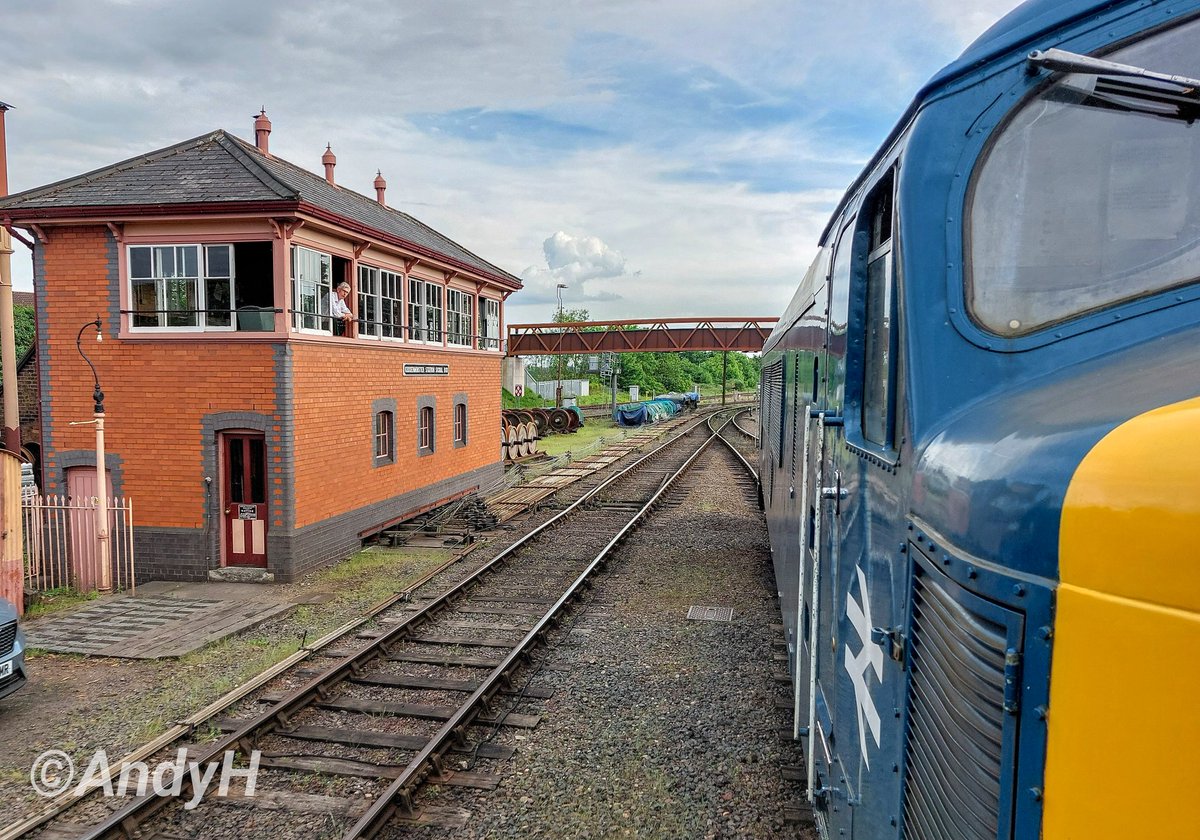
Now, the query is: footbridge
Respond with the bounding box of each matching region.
[505,317,779,356]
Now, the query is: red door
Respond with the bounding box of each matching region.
[66,467,115,591]
[223,434,268,567]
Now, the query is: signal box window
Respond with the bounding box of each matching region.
[417,397,436,456]
[480,298,501,350]
[373,410,394,466]
[129,244,230,330]
[862,169,896,448]
[453,397,468,448]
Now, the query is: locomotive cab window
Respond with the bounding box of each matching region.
[969,16,1200,336]
[861,169,897,449]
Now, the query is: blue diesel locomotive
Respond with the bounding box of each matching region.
[760,2,1200,838]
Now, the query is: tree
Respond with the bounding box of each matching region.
[15,306,35,359]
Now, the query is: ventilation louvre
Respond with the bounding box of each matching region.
[902,561,1021,840]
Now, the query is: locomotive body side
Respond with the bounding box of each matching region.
[761,2,1200,838]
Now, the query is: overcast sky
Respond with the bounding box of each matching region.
[1,0,1019,323]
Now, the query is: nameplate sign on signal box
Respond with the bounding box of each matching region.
[404,364,449,376]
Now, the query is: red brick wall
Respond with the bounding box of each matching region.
[291,341,502,529]
[40,225,504,537]
[40,226,277,527]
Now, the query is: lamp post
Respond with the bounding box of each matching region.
[554,283,567,408]
[74,318,109,593]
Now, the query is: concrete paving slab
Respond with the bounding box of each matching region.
[24,584,295,659]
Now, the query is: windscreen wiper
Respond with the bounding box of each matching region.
[1027,47,1200,122]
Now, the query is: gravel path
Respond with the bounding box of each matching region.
[402,439,814,840]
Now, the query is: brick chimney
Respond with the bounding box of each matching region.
[374,170,387,205]
[322,144,337,185]
[253,109,272,154]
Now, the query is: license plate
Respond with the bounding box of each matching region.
[0,660,12,679]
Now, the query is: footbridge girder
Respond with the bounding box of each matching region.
[505,317,779,356]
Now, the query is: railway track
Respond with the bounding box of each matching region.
[41,409,752,840]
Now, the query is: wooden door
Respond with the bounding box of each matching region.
[222,434,268,567]
[66,466,114,591]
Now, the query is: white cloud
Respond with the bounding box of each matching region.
[520,231,628,308]
[1,0,1026,327]
[543,231,626,280]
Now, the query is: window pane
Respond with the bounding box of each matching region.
[205,245,230,278]
[409,278,423,340]
[426,285,443,341]
[166,278,198,327]
[207,278,232,327]
[132,278,160,327]
[419,406,433,449]
[130,247,152,279]
[862,251,892,445]
[969,16,1200,335]
[375,412,392,458]
[228,439,245,503]
[483,298,500,349]
[155,246,175,279]
[359,266,379,338]
[181,245,198,278]
[249,438,265,502]
[292,247,334,332]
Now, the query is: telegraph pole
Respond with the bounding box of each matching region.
[0,100,23,613]
[0,102,19,455]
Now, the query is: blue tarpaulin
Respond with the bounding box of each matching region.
[615,397,685,426]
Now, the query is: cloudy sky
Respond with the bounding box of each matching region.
[1,0,1018,323]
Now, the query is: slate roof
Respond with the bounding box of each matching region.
[0,130,522,287]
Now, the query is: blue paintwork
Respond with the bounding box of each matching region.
[759,2,1200,838]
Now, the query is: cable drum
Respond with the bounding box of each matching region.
[549,409,571,432]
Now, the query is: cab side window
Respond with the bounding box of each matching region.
[861,170,897,448]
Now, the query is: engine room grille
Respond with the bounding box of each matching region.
[902,560,1020,840]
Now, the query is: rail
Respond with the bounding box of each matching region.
[75,411,721,840]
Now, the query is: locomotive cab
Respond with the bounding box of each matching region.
[761,3,1200,838]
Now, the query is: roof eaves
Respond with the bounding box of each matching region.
[0,130,228,210]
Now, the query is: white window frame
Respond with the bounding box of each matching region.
[291,245,333,335]
[447,288,474,347]
[480,297,501,350]
[408,278,444,344]
[127,243,236,333]
[418,405,434,451]
[453,401,467,444]
[374,410,394,460]
[358,265,380,339]
[380,269,404,341]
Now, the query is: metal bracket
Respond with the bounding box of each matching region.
[870,626,905,662]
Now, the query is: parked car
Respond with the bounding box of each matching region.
[0,597,26,700]
[20,461,38,500]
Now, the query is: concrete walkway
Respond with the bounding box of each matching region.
[23,581,298,659]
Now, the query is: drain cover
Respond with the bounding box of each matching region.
[687,605,734,622]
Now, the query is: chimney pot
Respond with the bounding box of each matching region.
[254,108,272,155]
[374,170,387,205]
[322,143,337,185]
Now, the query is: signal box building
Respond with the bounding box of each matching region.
[0,114,520,582]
